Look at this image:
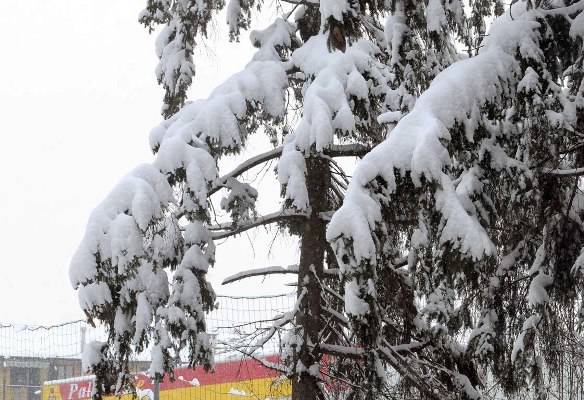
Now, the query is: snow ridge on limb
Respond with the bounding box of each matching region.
[140,0,276,117]
[140,0,224,117]
[275,1,515,397]
[70,164,173,287]
[149,18,294,220]
[328,15,542,271]
[69,19,296,392]
[325,7,544,399]
[72,0,584,398]
[70,164,178,390]
[327,1,584,396]
[278,35,390,211]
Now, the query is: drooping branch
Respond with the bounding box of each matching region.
[319,343,366,359]
[317,337,428,360]
[216,341,290,374]
[377,346,443,400]
[322,306,349,327]
[323,284,344,303]
[314,343,442,399]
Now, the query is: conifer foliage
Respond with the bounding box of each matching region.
[71,0,584,399]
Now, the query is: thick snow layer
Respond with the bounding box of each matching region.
[70,20,295,341]
[70,164,172,288]
[133,292,152,344]
[454,373,481,400]
[149,19,292,217]
[328,15,542,270]
[279,36,385,210]
[517,67,540,93]
[154,18,196,112]
[184,221,212,245]
[226,0,242,37]
[319,0,349,23]
[137,261,170,306]
[511,314,541,362]
[436,172,494,258]
[148,344,165,377]
[384,9,407,66]
[571,247,584,275]
[250,18,296,61]
[82,341,105,373]
[570,9,584,39]
[114,307,131,338]
[151,20,292,153]
[78,282,112,310]
[528,273,553,307]
[468,309,496,356]
[344,280,369,316]
[426,0,447,33]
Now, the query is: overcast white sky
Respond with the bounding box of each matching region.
[0,1,297,325]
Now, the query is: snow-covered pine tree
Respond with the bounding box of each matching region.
[329,0,584,399]
[70,0,584,399]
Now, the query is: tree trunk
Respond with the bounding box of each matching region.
[293,156,329,400]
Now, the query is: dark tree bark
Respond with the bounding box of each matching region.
[293,156,330,400]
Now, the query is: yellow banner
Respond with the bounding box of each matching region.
[43,377,291,400]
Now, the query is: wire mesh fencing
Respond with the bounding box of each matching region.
[0,293,296,400]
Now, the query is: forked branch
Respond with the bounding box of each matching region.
[210,143,370,196]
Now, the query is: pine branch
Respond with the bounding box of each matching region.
[319,343,365,358]
[222,265,340,285]
[392,256,408,268]
[210,147,283,196]
[323,285,344,303]
[377,346,443,400]
[319,368,366,391]
[559,141,584,155]
[317,342,443,399]
[327,143,371,158]
[216,340,290,374]
[542,167,584,177]
[278,0,318,4]
[539,0,584,16]
[210,143,370,197]
[322,307,349,327]
[210,210,308,240]
[222,265,301,284]
[245,288,306,354]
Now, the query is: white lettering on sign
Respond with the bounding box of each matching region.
[68,384,78,400]
[67,381,93,400]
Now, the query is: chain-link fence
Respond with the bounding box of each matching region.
[0,293,295,400]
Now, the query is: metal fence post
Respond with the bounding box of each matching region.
[153,378,160,400]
